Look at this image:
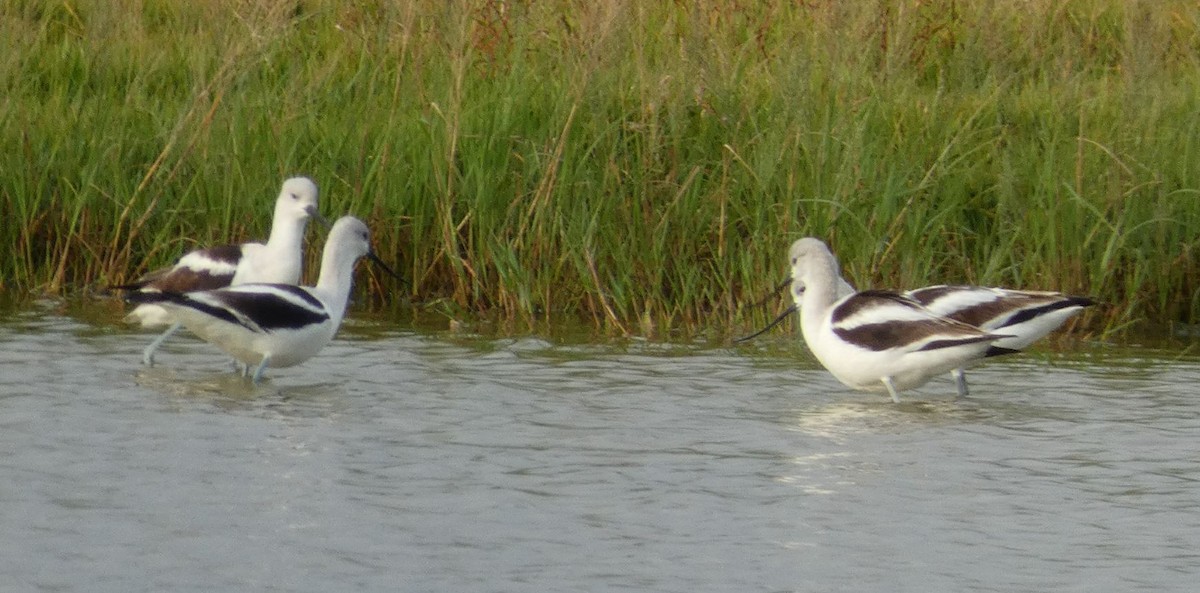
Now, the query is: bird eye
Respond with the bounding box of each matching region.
[290,193,299,200]
[791,257,798,265]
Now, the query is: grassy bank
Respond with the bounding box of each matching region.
[3,0,1199,336]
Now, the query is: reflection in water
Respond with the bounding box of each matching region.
[1,307,1199,592]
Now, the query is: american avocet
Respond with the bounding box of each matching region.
[785,277,1096,396]
[125,216,399,384]
[782,238,1013,403]
[116,177,326,366]
[904,285,1096,395]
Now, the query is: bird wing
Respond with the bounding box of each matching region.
[831,290,1005,353]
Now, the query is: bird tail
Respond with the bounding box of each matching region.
[985,345,1022,358]
[109,280,149,291]
[124,290,186,306]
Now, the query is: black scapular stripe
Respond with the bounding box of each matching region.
[213,286,329,332]
[125,286,329,333]
[126,290,253,331]
[996,297,1097,329]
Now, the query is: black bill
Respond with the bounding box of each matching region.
[733,303,797,344]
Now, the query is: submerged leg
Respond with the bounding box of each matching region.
[881,377,901,404]
[250,355,271,384]
[142,322,183,366]
[952,368,970,398]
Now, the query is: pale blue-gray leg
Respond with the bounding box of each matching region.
[250,355,271,384]
[952,368,969,398]
[142,322,183,366]
[882,377,901,404]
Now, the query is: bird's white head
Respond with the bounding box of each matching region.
[788,238,835,280]
[329,216,372,261]
[788,238,856,307]
[788,237,842,307]
[317,216,402,293]
[275,176,322,225]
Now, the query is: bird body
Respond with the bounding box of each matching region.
[818,278,1095,395]
[144,285,338,370]
[787,238,1011,402]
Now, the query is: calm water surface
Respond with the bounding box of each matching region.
[1,300,1199,592]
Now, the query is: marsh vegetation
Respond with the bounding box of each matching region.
[4,0,1199,336]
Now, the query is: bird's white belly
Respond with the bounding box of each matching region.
[257,324,336,367]
[124,304,175,328]
[808,325,994,393]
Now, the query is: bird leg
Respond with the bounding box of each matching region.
[881,377,901,404]
[952,368,970,398]
[142,322,183,366]
[250,355,271,384]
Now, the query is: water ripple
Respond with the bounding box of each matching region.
[0,310,1199,591]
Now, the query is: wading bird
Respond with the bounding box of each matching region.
[750,238,1016,402]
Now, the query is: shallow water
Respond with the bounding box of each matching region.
[2,301,1199,592]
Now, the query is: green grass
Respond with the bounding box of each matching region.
[4,0,1200,337]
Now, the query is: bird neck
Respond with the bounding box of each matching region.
[263,208,308,258]
[796,252,841,323]
[314,241,359,323]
